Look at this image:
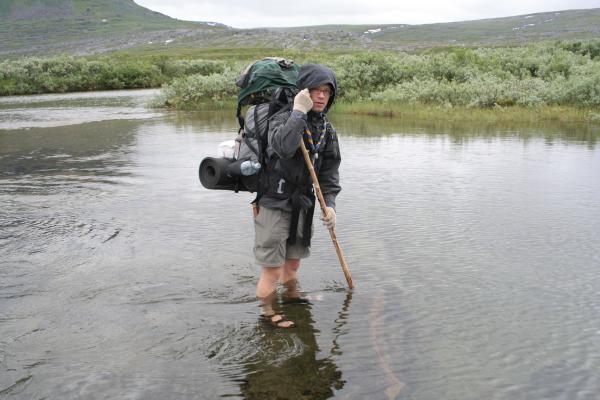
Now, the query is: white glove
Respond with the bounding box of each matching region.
[293,88,313,114]
[321,207,336,230]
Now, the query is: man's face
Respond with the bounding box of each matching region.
[309,85,332,113]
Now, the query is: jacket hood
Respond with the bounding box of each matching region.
[297,63,338,111]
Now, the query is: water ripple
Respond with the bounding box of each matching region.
[1,97,599,399]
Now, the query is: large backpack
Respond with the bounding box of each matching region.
[199,57,299,193]
[231,58,300,190]
[236,57,300,127]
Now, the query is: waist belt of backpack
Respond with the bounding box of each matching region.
[288,187,315,248]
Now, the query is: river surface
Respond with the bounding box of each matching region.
[1,89,599,399]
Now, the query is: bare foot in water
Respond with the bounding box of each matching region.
[281,279,311,304]
[258,292,295,328]
[261,313,295,328]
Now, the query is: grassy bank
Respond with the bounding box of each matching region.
[153,41,600,113]
[146,98,599,125]
[333,102,600,124]
[1,41,599,125]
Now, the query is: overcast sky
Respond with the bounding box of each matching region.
[134,0,599,28]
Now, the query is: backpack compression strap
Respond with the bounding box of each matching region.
[236,104,245,131]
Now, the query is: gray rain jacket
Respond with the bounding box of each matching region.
[259,64,342,229]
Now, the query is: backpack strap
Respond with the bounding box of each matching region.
[288,207,300,245]
[236,103,245,131]
[287,190,315,247]
[242,105,262,158]
[302,202,315,247]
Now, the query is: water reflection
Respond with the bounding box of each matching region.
[151,107,600,148]
[210,292,354,400]
[0,119,138,191]
[1,90,600,399]
[0,89,162,129]
[166,110,239,134]
[240,299,345,399]
[332,113,599,148]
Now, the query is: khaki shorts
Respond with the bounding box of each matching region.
[253,206,311,267]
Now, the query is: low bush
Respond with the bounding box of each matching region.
[2,41,599,110]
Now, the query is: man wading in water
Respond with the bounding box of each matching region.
[254,64,341,328]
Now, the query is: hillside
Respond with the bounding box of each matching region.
[0,0,173,21]
[0,2,599,59]
[0,0,226,58]
[235,8,600,51]
[364,8,600,48]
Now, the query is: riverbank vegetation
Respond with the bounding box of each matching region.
[1,40,599,122]
[0,55,227,95]
[333,102,600,124]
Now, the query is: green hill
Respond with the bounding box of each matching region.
[0,0,225,58]
[233,8,600,51]
[364,8,600,49]
[0,2,599,60]
[0,0,173,21]
[106,7,600,60]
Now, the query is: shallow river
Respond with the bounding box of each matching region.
[1,89,599,399]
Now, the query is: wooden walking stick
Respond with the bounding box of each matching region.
[299,138,355,289]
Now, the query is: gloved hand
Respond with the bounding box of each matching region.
[293,88,313,114]
[321,207,336,230]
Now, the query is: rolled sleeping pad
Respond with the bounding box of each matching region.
[199,157,250,192]
[225,159,245,178]
[227,158,259,192]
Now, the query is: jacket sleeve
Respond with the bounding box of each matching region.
[318,128,342,209]
[267,110,307,160]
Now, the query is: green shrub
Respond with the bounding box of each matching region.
[0,55,167,95]
[153,57,228,78]
[332,53,405,100]
[160,67,238,108]
[2,41,599,110]
[560,40,600,59]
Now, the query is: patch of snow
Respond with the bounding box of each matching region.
[165,39,174,44]
[513,27,520,30]
[148,41,153,44]
[524,15,533,19]
[544,19,554,22]
[207,22,216,26]
[524,23,535,27]
[364,28,382,34]
[101,19,107,23]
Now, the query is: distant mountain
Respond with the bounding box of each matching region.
[0,0,172,22]
[1,3,599,59]
[240,8,600,51]
[0,0,226,58]
[358,8,600,49]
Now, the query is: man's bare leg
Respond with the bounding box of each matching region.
[280,258,300,285]
[281,259,308,302]
[256,265,294,328]
[256,265,282,299]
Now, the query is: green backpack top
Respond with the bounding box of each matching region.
[235,57,300,128]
